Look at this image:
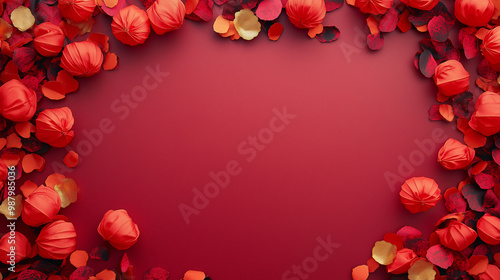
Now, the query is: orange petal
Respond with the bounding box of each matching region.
[95,269,116,280]
[103,0,118,8]
[367,257,379,273]
[56,70,79,93]
[87,33,109,53]
[438,104,454,122]
[42,81,66,100]
[6,133,22,148]
[20,180,38,198]
[464,128,487,148]
[213,15,230,34]
[0,138,6,150]
[366,15,379,35]
[308,24,323,38]
[352,265,369,280]
[63,151,79,168]
[70,250,89,268]
[103,52,118,71]
[185,0,200,14]
[22,153,45,173]
[45,173,66,188]
[467,255,489,275]
[1,153,20,166]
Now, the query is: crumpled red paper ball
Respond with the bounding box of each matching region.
[386,248,417,274]
[22,186,61,227]
[454,0,494,27]
[35,107,75,148]
[437,138,475,170]
[286,0,326,29]
[147,0,186,35]
[61,41,103,77]
[400,0,439,10]
[433,60,470,97]
[435,220,477,251]
[477,213,500,245]
[97,209,140,250]
[469,91,500,136]
[36,220,77,260]
[0,79,37,122]
[112,5,150,46]
[354,0,393,15]
[479,264,500,280]
[34,22,65,57]
[399,177,442,214]
[58,0,96,22]
[482,27,500,66]
[0,232,31,265]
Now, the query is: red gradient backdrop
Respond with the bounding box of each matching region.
[13,2,474,279]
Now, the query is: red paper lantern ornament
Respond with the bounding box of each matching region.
[433,60,470,97]
[112,5,150,46]
[97,209,140,250]
[34,22,65,57]
[0,232,31,265]
[469,91,500,136]
[22,186,61,227]
[400,0,439,10]
[286,0,326,29]
[147,0,186,35]
[435,220,477,251]
[437,138,475,170]
[36,220,77,260]
[354,0,393,15]
[58,0,96,22]
[477,213,500,245]
[455,0,494,27]
[386,248,417,274]
[0,79,37,122]
[35,107,75,148]
[61,41,103,77]
[399,177,442,214]
[482,27,500,66]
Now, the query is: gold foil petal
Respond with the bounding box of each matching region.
[408,259,436,280]
[54,178,79,208]
[0,194,23,219]
[234,9,261,40]
[372,240,397,265]
[10,6,35,32]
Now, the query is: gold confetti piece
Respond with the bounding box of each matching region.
[0,194,23,219]
[372,240,397,265]
[408,259,436,280]
[11,6,35,32]
[54,178,79,208]
[234,9,261,41]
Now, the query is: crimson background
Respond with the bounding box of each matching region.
[9,2,476,279]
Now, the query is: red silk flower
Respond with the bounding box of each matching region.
[58,0,96,22]
[286,0,326,29]
[469,91,500,136]
[35,107,75,148]
[435,220,477,251]
[437,138,475,170]
[482,27,500,66]
[36,220,77,260]
[97,209,140,250]
[354,0,393,15]
[112,5,150,46]
[477,213,500,245]
[399,177,442,214]
[400,0,439,10]
[479,265,500,280]
[455,0,494,27]
[34,22,65,57]
[22,186,61,227]
[386,248,417,274]
[61,41,103,77]
[147,0,186,35]
[433,60,470,97]
[0,79,37,122]
[0,232,31,265]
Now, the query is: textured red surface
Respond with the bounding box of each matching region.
[24,4,470,280]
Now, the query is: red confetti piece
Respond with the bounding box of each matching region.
[426,244,454,269]
[12,47,35,73]
[186,0,213,22]
[462,184,486,211]
[63,151,79,168]
[325,0,343,11]
[144,268,170,280]
[316,26,340,43]
[367,33,383,50]
[255,0,282,21]
[459,27,478,59]
[89,247,109,261]
[70,266,94,280]
[418,50,437,78]
[379,7,398,33]
[268,22,283,41]
[428,15,454,43]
